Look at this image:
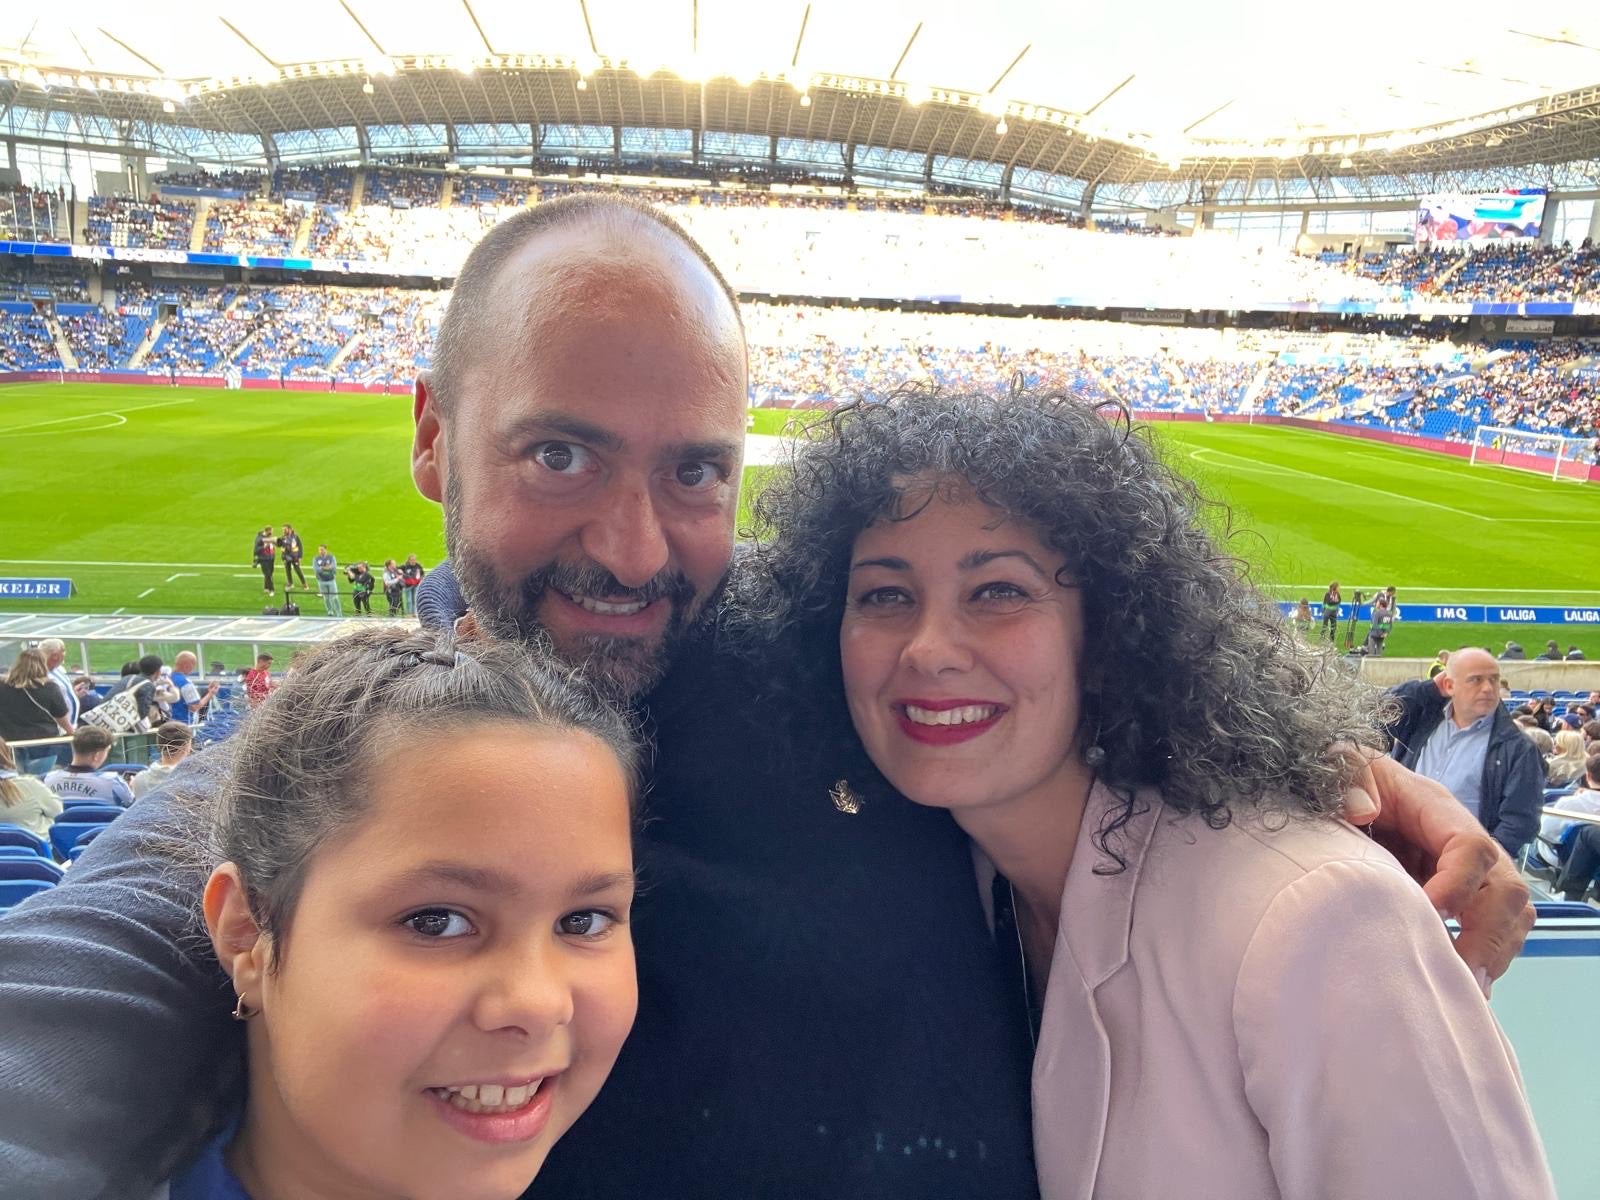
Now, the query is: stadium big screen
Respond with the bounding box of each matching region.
[1414,187,1548,244]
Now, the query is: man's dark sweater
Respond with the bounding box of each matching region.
[1387,680,1543,857]
[0,563,1038,1200]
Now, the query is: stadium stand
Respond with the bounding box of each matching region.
[85,196,196,251]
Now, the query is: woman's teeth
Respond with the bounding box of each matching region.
[430,1081,543,1114]
[903,704,999,726]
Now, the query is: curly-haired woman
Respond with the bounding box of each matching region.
[732,386,1552,1199]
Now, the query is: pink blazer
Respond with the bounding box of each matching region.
[1028,783,1554,1200]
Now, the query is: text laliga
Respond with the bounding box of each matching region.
[1564,609,1600,623]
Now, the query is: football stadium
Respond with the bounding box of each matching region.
[1,3,1598,1196]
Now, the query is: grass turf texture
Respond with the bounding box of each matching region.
[6,382,1600,664]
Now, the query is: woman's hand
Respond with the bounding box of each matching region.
[1342,751,1534,993]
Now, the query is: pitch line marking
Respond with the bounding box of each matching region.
[0,558,248,569]
[165,573,200,583]
[0,397,193,435]
[136,588,156,598]
[1186,447,1490,521]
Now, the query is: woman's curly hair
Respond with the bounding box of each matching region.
[725,384,1389,861]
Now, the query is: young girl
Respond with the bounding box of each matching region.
[160,626,640,1199]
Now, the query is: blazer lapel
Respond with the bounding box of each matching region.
[1032,784,1162,1200]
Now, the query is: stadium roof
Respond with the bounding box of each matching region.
[5,2,1600,198]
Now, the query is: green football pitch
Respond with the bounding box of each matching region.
[5,381,1600,663]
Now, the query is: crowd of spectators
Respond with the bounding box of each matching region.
[57,310,147,370]
[0,312,58,370]
[451,174,532,207]
[270,166,355,205]
[0,260,89,302]
[85,196,195,250]
[1345,242,1600,302]
[203,201,301,254]
[0,185,64,242]
[362,168,444,208]
[156,168,266,194]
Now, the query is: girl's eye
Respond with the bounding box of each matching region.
[532,442,594,474]
[558,910,616,938]
[402,908,475,939]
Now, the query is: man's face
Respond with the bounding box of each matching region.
[1443,650,1502,724]
[415,224,747,699]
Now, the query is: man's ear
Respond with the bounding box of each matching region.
[413,372,446,504]
[203,864,269,1000]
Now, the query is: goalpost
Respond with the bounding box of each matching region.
[1468,425,1594,483]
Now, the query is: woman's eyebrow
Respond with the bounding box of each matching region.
[850,555,910,571]
[958,549,1049,575]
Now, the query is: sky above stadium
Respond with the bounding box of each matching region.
[4,1,1600,146]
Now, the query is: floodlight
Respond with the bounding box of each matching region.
[995,119,1008,136]
[162,99,176,113]
[1339,155,1354,169]
[576,76,588,90]
[905,83,931,106]
[362,79,375,95]
[799,92,811,107]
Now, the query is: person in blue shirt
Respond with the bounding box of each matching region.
[43,727,134,809]
[167,653,217,726]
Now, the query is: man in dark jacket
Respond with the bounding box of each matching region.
[1390,647,1543,857]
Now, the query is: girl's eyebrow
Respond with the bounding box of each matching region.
[570,871,638,899]
[958,549,1049,575]
[388,862,518,895]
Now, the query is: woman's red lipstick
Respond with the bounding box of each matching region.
[894,699,1007,746]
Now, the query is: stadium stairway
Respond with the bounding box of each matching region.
[188,201,210,253]
[291,211,314,255]
[43,314,76,370]
[1434,254,1471,290]
[349,171,366,208]
[126,320,164,369]
[327,329,366,373]
[440,177,455,208]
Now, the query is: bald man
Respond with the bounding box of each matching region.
[1391,647,1544,856]
[0,197,1533,1199]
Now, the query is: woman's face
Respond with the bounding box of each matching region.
[227,725,637,1200]
[840,481,1090,817]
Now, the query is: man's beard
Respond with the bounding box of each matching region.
[446,475,700,700]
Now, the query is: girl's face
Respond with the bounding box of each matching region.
[214,725,637,1200]
[839,480,1091,818]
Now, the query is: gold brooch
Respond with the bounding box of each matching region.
[829,779,862,815]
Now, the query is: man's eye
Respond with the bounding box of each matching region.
[558,910,616,938]
[674,461,724,490]
[533,442,593,474]
[402,909,475,939]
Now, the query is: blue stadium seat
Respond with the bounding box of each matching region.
[0,878,53,911]
[49,818,114,860]
[66,842,95,863]
[54,804,124,823]
[0,824,50,857]
[0,857,63,884]
[0,845,50,861]
[1533,900,1596,920]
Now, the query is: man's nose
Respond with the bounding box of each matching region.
[579,486,670,589]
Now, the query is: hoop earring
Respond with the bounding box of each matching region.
[232,992,256,1022]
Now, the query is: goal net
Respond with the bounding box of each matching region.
[1468,425,1594,482]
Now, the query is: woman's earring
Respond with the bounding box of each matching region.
[232,992,257,1022]
[1083,744,1107,770]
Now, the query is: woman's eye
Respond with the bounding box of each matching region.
[558,910,616,938]
[402,909,475,939]
[973,582,1033,610]
[855,587,911,609]
[532,442,593,474]
[673,461,725,491]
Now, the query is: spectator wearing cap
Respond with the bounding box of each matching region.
[131,722,194,798]
[44,727,135,809]
[1565,645,1586,661]
[1500,641,1526,661]
[1535,640,1563,661]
